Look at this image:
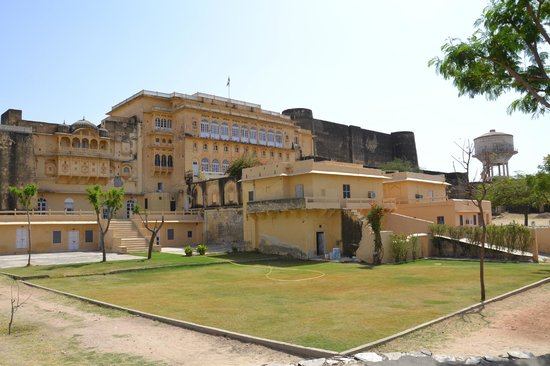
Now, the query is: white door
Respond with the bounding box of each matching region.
[295,184,304,198]
[68,230,79,251]
[126,200,135,219]
[16,228,28,249]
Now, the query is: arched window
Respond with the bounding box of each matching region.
[154,154,161,166]
[81,138,89,148]
[123,166,131,175]
[221,123,230,140]
[222,160,230,173]
[155,118,161,129]
[64,198,74,212]
[161,155,167,167]
[232,125,240,141]
[275,131,283,147]
[212,159,220,173]
[90,139,98,149]
[267,130,275,146]
[167,155,173,167]
[211,122,220,139]
[200,119,209,137]
[241,126,249,143]
[259,129,266,145]
[250,127,258,144]
[72,138,81,148]
[60,137,70,147]
[201,158,209,172]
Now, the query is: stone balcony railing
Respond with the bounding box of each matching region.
[0,210,97,222]
[246,196,379,213]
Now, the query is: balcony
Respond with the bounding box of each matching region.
[246,196,378,213]
[0,210,97,223]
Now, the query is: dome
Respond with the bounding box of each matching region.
[474,129,513,140]
[71,118,98,132]
[98,128,110,137]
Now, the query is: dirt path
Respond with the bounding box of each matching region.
[372,281,550,357]
[0,276,299,366]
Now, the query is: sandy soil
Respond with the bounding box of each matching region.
[492,212,550,227]
[0,277,299,366]
[372,282,550,357]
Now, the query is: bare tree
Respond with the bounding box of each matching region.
[9,184,38,267]
[8,280,31,335]
[132,204,164,260]
[454,141,490,302]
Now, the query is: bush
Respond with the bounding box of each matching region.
[410,235,419,260]
[390,234,409,263]
[184,246,193,257]
[196,244,207,255]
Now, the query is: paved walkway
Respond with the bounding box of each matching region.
[0,251,142,269]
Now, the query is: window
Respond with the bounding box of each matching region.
[212,159,220,173]
[53,231,61,244]
[459,215,464,226]
[222,160,229,173]
[250,128,257,144]
[275,131,283,147]
[157,182,164,192]
[192,160,199,176]
[123,166,131,175]
[241,126,249,143]
[235,146,239,153]
[210,122,220,139]
[270,151,274,157]
[415,193,424,199]
[161,155,167,167]
[368,191,376,199]
[224,145,228,152]
[200,119,209,137]
[259,129,266,145]
[343,184,351,199]
[85,230,93,243]
[203,143,208,151]
[145,198,149,209]
[278,153,282,158]
[187,230,193,238]
[267,130,275,146]
[155,118,172,130]
[154,154,160,166]
[221,123,230,140]
[248,191,255,201]
[167,228,174,240]
[201,158,209,172]
[192,120,197,129]
[64,198,74,212]
[262,150,266,157]
[232,125,240,141]
[37,198,47,213]
[213,144,218,151]
[473,214,477,226]
[437,216,445,224]
[167,155,173,167]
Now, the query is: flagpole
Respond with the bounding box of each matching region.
[227,76,231,99]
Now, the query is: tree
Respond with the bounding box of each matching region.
[539,154,550,172]
[380,158,420,172]
[429,0,550,116]
[132,204,164,260]
[366,204,387,265]
[226,155,261,180]
[86,185,124,262]
[454,141,490,302]
[9,184,38,267]
[489,173,550,225]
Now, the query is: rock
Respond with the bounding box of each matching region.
[464,356,482,365]
[508,351,535,359]
[484,355,509,362]
[262,363,292,366]
[433,354,456,363]
[327,356,357,365]
[382,352,404,361]
[420,349,433,356]
[406,351,430,358]
[298,358,326,366]
[354,352,385,363]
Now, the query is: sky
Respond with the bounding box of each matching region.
[1,0,548,177]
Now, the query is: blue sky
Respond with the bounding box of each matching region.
[1,0,548,176]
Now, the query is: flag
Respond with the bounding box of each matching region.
[226,77,230,87]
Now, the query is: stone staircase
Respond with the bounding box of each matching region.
[109,220,148,253]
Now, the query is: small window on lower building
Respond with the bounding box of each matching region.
[85,230,93,243]
[248,191,255,202]
[187,230,193,238]
[368,191,376,199]
[343,184,351,199]
[437,216,445,225]
[167,228,174,240]
[53,231,61,244]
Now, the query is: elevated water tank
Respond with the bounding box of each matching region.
[473,129,517,177]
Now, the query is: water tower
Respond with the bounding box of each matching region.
[473,129,517,178]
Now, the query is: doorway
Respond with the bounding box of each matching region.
[16,228,28,249]
[126,200,135,219]
[316,232,325,256]
[68,230,79,251]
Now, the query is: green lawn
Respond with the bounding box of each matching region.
[2,252,269,278]
[26,259,550,352]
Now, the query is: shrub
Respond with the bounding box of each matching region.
[390,234,409,263]
[184,246,193,257]
[196,244,207,255]
[410,235,420,260]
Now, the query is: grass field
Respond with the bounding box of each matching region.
[22,255,550,352]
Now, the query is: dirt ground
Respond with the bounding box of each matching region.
[372,281,550,357]
[0,277,549,364]
[0,276,300,366]
[492,212,550,227]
